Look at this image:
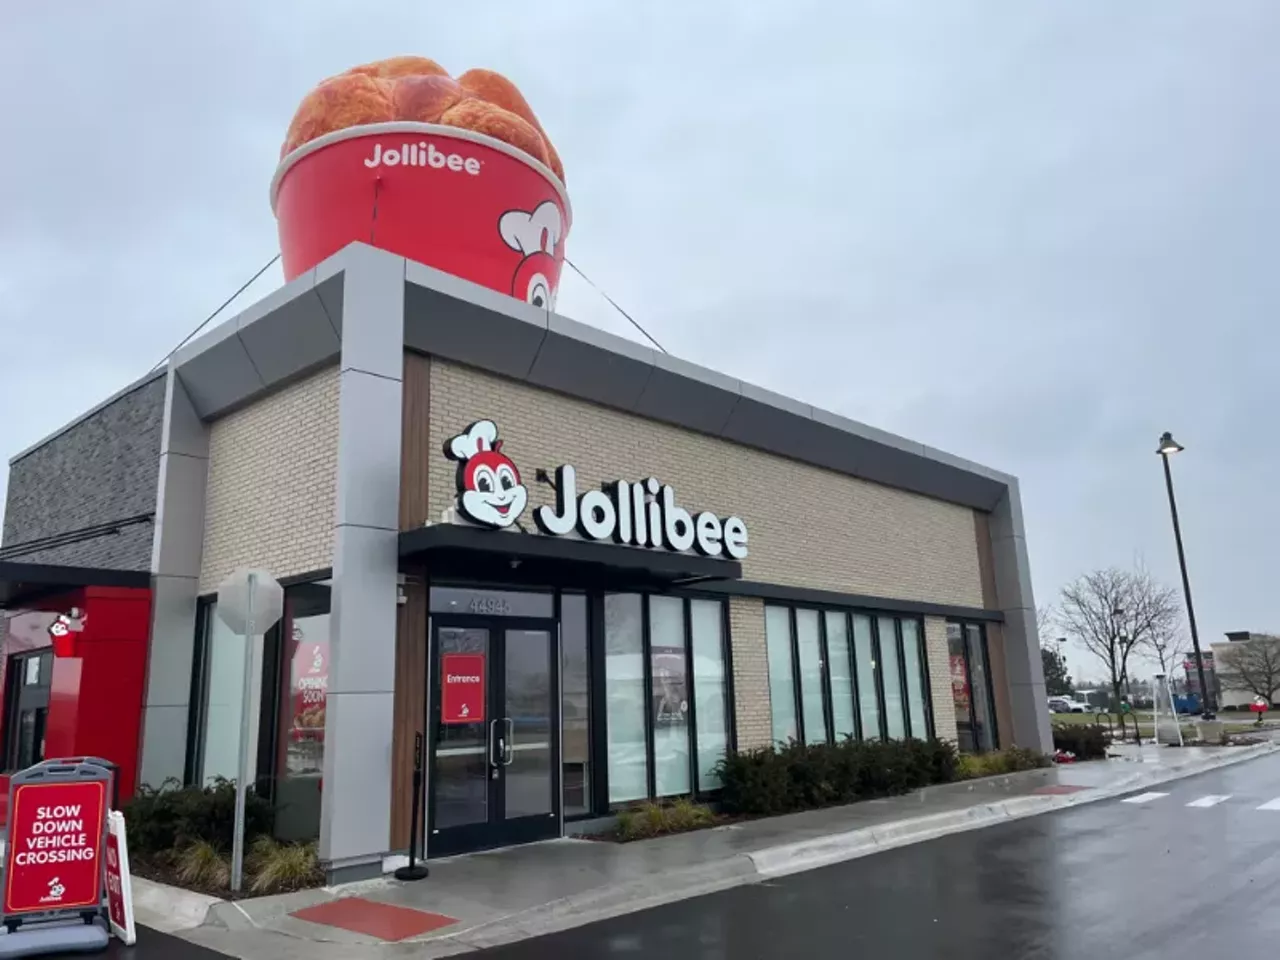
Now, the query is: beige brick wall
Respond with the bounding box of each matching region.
[428,360,985,607]
[199,367,340,594]
[925,617,959,743]
[728,597,772,750]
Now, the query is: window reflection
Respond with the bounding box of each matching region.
[561,595,591,816]
[605,594,647,803]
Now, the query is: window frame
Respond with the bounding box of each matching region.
[949,618,999,752]
[765,603,934,745]
[597,591,734,812]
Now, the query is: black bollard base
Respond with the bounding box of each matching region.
[394,863,429,881]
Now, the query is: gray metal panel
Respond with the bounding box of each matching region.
[329,524,399,694]
[150,452,207,581]
[138,704,189,790]
[236,286,341,386]
[719,383,832,465]
[921,444,1015,488]
[333,370,402,530]
[404,280,548,381]
[810,407,927,458]
[314,273,345,335]
[174,320,266,418]
[339,245,405,379]
[634,352,742,436]
[528,312,656,411]
[144,575,200,708]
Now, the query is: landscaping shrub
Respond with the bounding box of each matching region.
[716,737,960,817]
[615,798,716,840]
[1052,723,1109,760]
[123,777,274,858]
[175,840,229,889]
[247,837,324,894]
[955,747,1052,780]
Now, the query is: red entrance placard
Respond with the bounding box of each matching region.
[4,779,106,915]
[441,654,485,724]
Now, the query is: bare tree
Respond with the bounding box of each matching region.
[1036,606,1058,646]
[1145,624,1182,679]
[1216,637,1280,704]
[1056,567,1181,713]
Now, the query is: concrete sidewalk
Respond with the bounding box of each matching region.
[171,741,1276,960]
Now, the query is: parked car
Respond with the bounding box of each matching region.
[1047,697,1092,714]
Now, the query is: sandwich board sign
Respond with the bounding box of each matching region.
[0,758,117,954]
[104,812,136,945]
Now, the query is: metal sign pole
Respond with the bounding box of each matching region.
[230,572,257,893]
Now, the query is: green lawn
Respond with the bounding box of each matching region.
[1049,710,1262,737]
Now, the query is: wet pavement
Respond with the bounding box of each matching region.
[480,750,1280,959]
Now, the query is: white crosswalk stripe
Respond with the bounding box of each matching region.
[1257,798,1280,811]
[1186,795,1232,808]
[1121,792,1169,804]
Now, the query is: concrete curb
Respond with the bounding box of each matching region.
[131,875,223,933]
[749,742,1279,878]
[175,742,1279,958]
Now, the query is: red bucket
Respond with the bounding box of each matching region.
[271,122,572,310]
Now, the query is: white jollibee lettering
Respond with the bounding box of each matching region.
[364,141,482,175]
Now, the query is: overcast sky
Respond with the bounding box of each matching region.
[2,2,1275,681]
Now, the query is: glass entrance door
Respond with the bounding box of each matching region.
[427,619,560,857]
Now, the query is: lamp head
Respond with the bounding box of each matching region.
[1157,431,1184,455]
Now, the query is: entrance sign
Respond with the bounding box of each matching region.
[445,420,749,560]
[104,811,136,945]
[442,654,486,724]
[216,567,285,894]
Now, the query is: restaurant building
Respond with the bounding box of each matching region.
[0,242,1049,881]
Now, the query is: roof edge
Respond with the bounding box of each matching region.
[9,367,167,466]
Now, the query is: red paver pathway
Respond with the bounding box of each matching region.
[1031,784,1089,795]
[290,897,457,942]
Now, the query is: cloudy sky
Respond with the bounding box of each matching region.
[2,2,1275,680]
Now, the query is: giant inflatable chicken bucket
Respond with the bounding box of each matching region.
[271,57,570,310]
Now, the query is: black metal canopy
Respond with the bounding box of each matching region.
[398,523,742,590]
[0,561,150,608]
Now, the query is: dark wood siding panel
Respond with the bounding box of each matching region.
[399,351,432,530]
[389,578,427,851]
[973,511,999,610]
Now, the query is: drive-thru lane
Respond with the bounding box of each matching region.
[480,751,1280,959]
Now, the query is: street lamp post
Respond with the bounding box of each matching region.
[1156,431,1214,719]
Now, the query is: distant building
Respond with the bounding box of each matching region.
[1210,632,1275,708]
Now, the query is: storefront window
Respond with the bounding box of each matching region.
[948,621,997,753]
[765,606,797,743]
[271,581,330,841]
[796,610,826,745]
[604,593,730,804]
[691,599,729,791]
[966,623,997,752]
[197,605,253,786]
[561,594,591,817]
[766,605,934,746]
[901,620,930,738]
[824,612,856,741]
[649,596,690,797]
[878,617,907,740]
[852,614,881,739]
[605,594,647,803]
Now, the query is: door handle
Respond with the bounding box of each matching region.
[502,717,515,765]
[488,719,502,768]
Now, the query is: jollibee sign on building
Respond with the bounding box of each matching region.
[271,56,570,310]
